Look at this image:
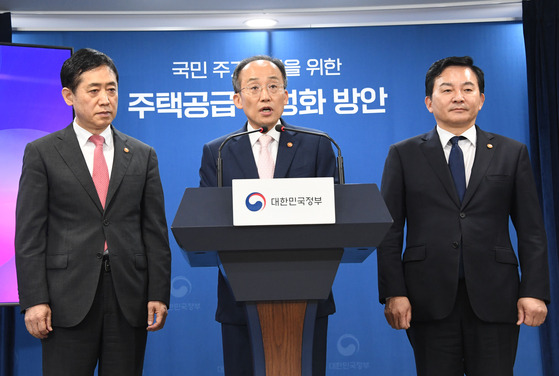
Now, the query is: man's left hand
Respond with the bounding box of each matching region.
[516,297,547,327]
[147,301,168,331]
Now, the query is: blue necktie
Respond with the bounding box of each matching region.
[449,136,466,278]
[449,136,466,202]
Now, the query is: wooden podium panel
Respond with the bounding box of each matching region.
[257,301,307,376]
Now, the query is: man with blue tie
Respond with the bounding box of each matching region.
[199,55,336,376]
[377,56,550,376]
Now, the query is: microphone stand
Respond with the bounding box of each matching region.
[275,125,345,184]
[217,126,267,187]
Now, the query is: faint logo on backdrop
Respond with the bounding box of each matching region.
[328,333,371,372]
[169,275,201,312]
[171,276,192,298]
[337,334,360,356]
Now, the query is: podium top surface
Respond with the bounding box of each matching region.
[172,183,392,253]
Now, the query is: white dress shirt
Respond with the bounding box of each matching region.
[248,121,281,165]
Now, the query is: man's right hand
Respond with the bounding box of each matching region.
[384,296,412,330]
[24,303,53,339]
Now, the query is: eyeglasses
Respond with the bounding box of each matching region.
[240,83,285,96]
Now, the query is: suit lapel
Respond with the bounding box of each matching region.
[275,127,297,178]
[462,126,495,207]
[106,127,132,210]
[54,124,104,212]
[420,127,462,207]
[228,124,259,179]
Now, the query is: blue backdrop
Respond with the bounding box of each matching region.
[9,22,542,375]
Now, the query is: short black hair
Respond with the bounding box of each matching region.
[425,56,484,97]
[232,55,287,93]
[60,48,119,93]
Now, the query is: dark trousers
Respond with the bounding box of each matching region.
[407,280,520,376]
[42,264,147,376]
[221,315,329,376]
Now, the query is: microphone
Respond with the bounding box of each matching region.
[217,126,268,187]
[275,124,345,184]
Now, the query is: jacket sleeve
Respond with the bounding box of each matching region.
[141,147,172,306]
[199,142,218,188]
[376,144,408,304]
[511,144,550,303]
[15,142,50,311]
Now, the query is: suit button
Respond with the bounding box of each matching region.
[452,241,459,248]
[96,252,103,259]
[459,213,466,219]
[103,219,110,226]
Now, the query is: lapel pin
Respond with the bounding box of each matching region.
[124,147,130,153]
[487,144,493,149]
[287,142,293,148]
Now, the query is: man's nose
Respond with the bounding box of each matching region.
[100,92,110,104]
[453,92,465,102]
[259,86,272,100]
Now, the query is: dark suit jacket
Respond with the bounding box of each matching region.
[377,126,549,323]
[15,124,171,328]
[199,119,337,324]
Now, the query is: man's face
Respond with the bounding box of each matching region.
[62,65,118,135]
[425,65,485,134]
[233,60,288,130]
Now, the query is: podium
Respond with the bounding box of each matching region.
[172,183,392,376]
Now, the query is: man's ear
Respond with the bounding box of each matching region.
[233,92,243,110]
[61,87,74,106]
[478,93,485,111]
[425,96,433,113]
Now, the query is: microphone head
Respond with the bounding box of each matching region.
[259,126,268,133]
[275,124,285,132]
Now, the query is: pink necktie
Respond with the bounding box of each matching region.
[90,135,109,252]
[257,134,275,179]
[89,135,109,208]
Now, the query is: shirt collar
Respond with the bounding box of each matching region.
[73,120,113,148]
[248,121,281,147]
[436,125,477,148]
